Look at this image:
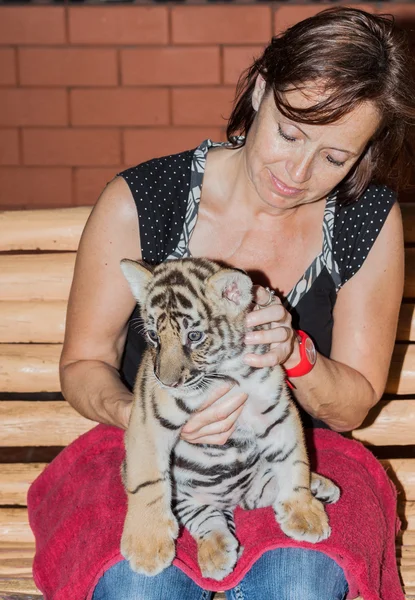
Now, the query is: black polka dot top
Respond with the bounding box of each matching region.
[118,140,396,429]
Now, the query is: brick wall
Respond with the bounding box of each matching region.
[0,3,413,209]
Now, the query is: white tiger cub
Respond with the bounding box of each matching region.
[120,257,340,581]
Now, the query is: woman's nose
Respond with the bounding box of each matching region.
[285,153,313,184]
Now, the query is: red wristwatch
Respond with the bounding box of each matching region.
[285,330,317,379]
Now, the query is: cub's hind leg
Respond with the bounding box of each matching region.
[176,501,239,581]
[311,472,340,504]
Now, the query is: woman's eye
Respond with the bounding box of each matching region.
[188,331,203,342]
[278,124,297,142]
[326,155,346,168]
[146,330,158,342]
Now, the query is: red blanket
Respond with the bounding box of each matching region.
[28,424,403,600]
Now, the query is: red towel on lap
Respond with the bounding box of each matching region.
[27,425,403,600]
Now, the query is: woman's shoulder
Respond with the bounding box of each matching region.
[117,147,196,184]
[333,183,398,286]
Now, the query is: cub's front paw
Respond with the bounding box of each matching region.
[274,495,331,543]
[197,530,240,581]
[121,510,179,576]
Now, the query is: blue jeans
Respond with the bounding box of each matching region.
[93,548,349,599]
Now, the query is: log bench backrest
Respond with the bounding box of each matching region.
[0,205,414,597]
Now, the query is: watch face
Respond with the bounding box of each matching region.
[305,337,317,365]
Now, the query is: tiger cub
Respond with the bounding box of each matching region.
[120,257,340,581]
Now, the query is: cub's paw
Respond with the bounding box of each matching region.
[121,510,179,576]
[274,495,331,543]
[197,530,239,581]
[311,472,340,504]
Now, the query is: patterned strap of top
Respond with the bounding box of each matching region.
[167,138,341,310]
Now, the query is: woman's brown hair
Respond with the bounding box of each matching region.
[227,7,415,204]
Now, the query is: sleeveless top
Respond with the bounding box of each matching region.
[117,139,396,428]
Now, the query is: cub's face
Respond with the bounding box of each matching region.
[120,257,253,391]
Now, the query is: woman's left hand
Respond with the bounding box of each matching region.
[243,286,299,368]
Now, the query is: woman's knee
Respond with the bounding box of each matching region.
[92,559,211,600]
[235,548,348,600]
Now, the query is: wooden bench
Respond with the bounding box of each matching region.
[0,205,414,599]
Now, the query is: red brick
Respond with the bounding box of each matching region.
[172,6,271,45]
[0,89,67,127]
[0,7,65,45]
[71,89,169,127]
[121,47,220,86]
[22,129,121,167]
[172,87,235,126]
[377,4,415,20]
[123,127,223,165]
[19,48,118,87]
[0,167,72,209]
[274,5,375,34]
[69,7,168,45]
[223,46,264,85]
[0,49,16,86]
[0,129,19,165]
[74,167,119,206]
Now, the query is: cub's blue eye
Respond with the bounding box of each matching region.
[147,330,158,342]
[188,331,203,342]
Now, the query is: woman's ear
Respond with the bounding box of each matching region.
[252,74,267,112]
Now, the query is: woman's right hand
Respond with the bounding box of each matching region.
[180,383,248,445]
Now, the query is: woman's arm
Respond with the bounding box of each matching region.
[246,202,405,432]
[59,176,141,430]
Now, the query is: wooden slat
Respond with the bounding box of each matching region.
[385,344,415,396]
[0,302,66,344]
[0,401,94,447]
[0,254,75,302]
[0,577,41,595]
[403,203,415,244]
[0,203,411,253]
[0,337,412,395]
[2,459,414,507]
[0,465,46,506]
[0,207,91,252]
[383,460,415,502]
[0,510,34,545]
[0,398,413,448]
[398,304,415,342]
[405,249,415,299]
[1,250,413,303]
[0,345,61,393]
[0,301,412,345]
[0,509,412,595]
[353,400,415,446]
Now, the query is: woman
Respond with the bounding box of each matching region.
[28,7,415,600]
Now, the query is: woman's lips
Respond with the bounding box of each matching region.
[269,171,303,196]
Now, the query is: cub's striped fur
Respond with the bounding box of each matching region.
[120,257,340,581]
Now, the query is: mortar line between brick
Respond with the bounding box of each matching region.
[18,127,24,166]
[71,166,77,207]
[116,48,122,87]
[168,87,173,127]
[167,7,172,46]
[120,128,125,167]
[219,45,224,86]
[14,46,20,87]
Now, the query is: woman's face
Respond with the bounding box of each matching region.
[243,76,381,211]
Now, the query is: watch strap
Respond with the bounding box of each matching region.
[285,330,316,379]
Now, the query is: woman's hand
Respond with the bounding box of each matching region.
[243,286,299,368]
[180,383,248,445]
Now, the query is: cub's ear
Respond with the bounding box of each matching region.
[206,268,253,315]
[120,259,153,305]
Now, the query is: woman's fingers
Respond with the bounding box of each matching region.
[182,402,245,444]
[245,325,292,345]
[181,388,247,436]
[245,285,295,367]
[183,424,238,446]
